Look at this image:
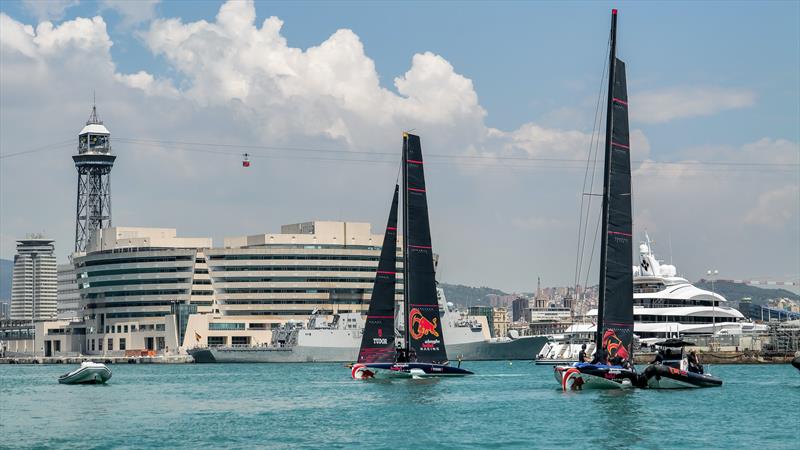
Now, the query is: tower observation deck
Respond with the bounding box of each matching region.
[73,104,116,252]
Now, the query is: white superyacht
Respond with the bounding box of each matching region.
[537,235,765,361]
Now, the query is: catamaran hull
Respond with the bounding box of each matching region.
[189,337,546,363]
[792,356,800,371]
[351,362,473,379]
[642,365,722,388]
[554,363,640,390]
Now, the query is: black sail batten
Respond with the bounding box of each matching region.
[357,185,399,363]
[597,9,635,362]
[403,133,448,364]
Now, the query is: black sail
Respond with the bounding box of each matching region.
[596,39,635,363]
[403,133,448,363]
[357,185,399,363]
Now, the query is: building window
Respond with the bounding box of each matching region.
[98,339,103,351]
[156,324,165,331]
[156,337,165,351]
[108,339,113,351]
[124,325,129,333]
[91,339,95,351]
[117,325,122,333]
[54,341,61,352]
[209,323,245,331]
[207,336,225,346]
[130,325,136,332]
[232,336,250,346]
[119,338,126,350]
[105,325,110,334]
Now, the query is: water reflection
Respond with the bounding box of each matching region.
[590,389,647,447]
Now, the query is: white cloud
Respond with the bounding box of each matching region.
[0,1,797,289]
[137,1,486,149]
[21,0,79,21]
[632,86,755,124]
[114,70,178,97]
[744,185,800,228]
[101,0,160,27]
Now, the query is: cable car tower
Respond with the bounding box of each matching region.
[73,102,116,252]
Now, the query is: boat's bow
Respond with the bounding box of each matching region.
[554,362,641,390]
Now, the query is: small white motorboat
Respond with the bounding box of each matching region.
[58,361,112,384]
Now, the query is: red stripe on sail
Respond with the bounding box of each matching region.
[613,97,628,105]
[376,271,396,275]
[608,231,632,237]
[408,244,432,249]
[386,227,397,231]
[407,159,423,164]
[408,187,426,193]
[611,141,629,150]
[368,315,394,319]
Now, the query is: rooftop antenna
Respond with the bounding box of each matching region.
[87,90,102,125]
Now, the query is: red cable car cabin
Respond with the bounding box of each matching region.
[242,153,250,167]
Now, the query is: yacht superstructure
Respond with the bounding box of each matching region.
[538,235,765,361]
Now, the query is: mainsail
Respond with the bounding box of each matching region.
[403,133,448,363]
[596,9,634,361]
[357,185,400,363]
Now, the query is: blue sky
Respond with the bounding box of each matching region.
[1,0,798,290]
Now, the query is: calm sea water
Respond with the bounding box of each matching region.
[1,362,798,449]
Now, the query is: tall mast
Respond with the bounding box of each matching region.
[596,9,618,347]
[402,133,410,349]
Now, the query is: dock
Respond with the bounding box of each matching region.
[0,355,194,364]
[633,350,796,365]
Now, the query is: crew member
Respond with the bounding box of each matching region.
[650,350,664,364]
[578,344,588,363]
[590,347,607,365]
[396,347,407,363]
[687,350,703,374]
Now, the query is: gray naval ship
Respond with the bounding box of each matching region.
[189,290,547,363]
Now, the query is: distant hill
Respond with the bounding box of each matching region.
[0,258,12,302]
[440,283,508,307]
[695,279,799,305]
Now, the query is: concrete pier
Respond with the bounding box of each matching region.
[634,351,796,365]
[0,355,193,364]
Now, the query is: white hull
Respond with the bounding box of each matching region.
[191,336,547,363]
[58,362,112,384]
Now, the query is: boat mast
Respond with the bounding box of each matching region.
[596,9,618,347]
[402,133,410,350]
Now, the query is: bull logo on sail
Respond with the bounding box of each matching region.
[409,308,439,340]
[602,329,630,360]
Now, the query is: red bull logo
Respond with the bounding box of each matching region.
[409,308,440,340]
[602,329,630,360]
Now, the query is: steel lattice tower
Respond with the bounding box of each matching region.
[73,104,116,252]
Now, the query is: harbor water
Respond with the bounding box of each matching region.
[1,362,797,449]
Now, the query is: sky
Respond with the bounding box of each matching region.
[0,0,798,292]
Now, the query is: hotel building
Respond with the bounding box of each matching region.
[10,237,58,321]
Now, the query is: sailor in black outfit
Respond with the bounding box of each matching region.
[578,344,588,363]
[590,347,607,365]
[650,350,664,364]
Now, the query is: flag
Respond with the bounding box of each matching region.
[195,332,202,342]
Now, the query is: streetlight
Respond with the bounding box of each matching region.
[707,269,719,347]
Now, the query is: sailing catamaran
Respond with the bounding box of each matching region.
[351,133,473,379]
[554,9,642,390]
